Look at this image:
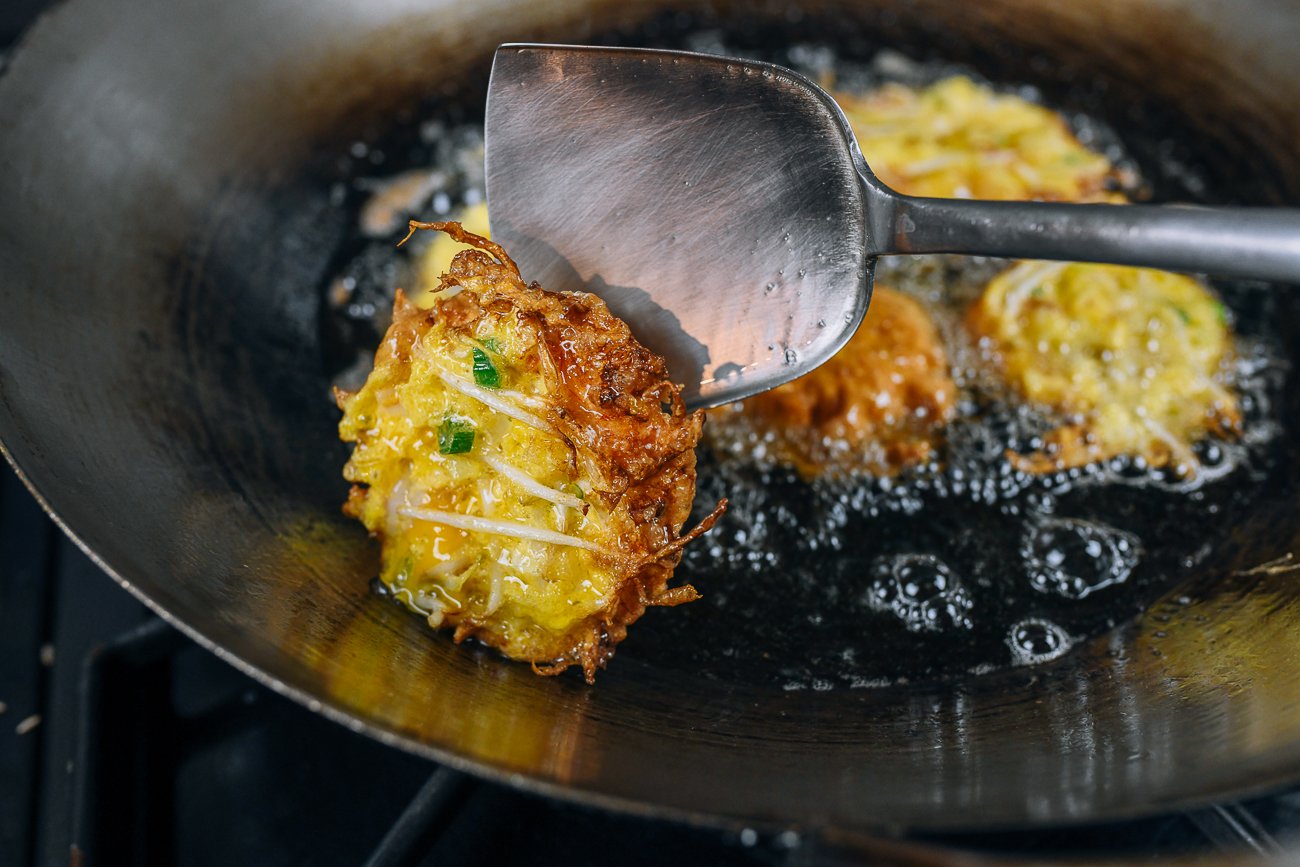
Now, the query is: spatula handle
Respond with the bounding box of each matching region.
[872,193,1300,283]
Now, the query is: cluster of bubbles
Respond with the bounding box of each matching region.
[864,554,974,632]
[1021,517,1140,600]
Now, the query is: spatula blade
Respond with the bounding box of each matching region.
[485,44,871,408]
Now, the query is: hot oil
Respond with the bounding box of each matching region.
[320,17,1294,689]
[664,258,1287,689]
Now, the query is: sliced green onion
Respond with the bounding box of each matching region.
[477,337,502,354]
[1172,305,1192,324]
[471,347,500,388]
[437,418,476,454]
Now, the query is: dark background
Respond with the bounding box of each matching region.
[1,0,43,56]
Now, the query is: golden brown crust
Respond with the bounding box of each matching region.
[730,286,956,477]
[540,307,705,495]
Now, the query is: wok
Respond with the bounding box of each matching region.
[3,0,1300,841]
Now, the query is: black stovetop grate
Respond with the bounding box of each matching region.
[4,463,1300,866]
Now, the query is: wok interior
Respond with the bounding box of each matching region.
[3,0,1300,833]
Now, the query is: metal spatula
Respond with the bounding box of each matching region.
[485,43,1300,409]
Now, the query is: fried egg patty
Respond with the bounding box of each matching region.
[337,223,721,681]
[967,261,1240,474]
[836,75,1125,202]
[718,286,957,478]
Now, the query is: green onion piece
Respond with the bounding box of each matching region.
[471,347,500,388]
[478,337,502,354]
[437,418,476,454]
[1213,300,1228,326]
[1172,305,1192,324]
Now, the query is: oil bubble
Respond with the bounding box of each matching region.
[864,554,973,633]
[1021,517,1140,599]
[1007,617,1073,665]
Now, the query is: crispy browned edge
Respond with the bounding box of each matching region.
[734,285,958,479]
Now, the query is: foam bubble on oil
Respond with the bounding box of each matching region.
[1021,517,1140,600]
[1007,617,1074,666]
[864,554,973,632]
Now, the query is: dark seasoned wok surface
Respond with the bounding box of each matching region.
[3,0,1300,833]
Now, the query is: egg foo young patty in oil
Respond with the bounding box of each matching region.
[835,75,1129,202]
[335,222,723,683]
[967,261,1241,475]
[720,286,957,479]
